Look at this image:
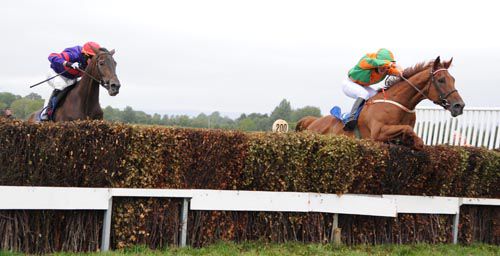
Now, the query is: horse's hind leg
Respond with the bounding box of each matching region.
[373,124,424,150]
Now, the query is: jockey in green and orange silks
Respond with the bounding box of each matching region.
[348,48,402,86]
[342,48,403,131]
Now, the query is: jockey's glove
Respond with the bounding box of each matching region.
[64,61,80,70]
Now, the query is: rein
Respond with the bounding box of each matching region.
[402,68,457,109]
[77,67,102,85]
[399,75,431,103]
[376,67,457,112]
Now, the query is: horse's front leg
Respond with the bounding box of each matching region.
[371,124,424,150]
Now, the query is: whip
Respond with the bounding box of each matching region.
[29,70,69,88]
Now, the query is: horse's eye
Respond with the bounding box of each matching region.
[438,78,445,83]
[99,61,104,66]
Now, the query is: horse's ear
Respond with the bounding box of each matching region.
[433,56,441,70]
[444,57,453,69]
[109,49,115,56]
[90,45,100,55]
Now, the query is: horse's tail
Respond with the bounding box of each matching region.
[295,116,318,132]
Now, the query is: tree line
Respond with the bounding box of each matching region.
[0,92,44,119]
[0,92,322,131]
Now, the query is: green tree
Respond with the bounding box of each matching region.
[122,106,137,123]
[208,111,236,129]
[270,99,292,122]
[134,110,152,124]
[175,115,191,127]
[24,93,43,100]
[161,114,171,125]
[151,113,162,125]
[191,113,207,128]
[291,106,322,122]
[237,118,257,131]
[1,90,327,131]
[236,113,270,131]
[103,106,122,121]
[0,92,20,107]
[10,98,43,119]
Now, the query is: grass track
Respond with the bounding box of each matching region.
[1,242,499,256]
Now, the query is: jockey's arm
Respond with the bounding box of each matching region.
[48,53,66,69]
[62,47,82,63]
[48,47,82,70]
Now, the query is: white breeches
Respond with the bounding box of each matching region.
[47,70,76,91]
[43,70,77,108]
[342,79,377,100]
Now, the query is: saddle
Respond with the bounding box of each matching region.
[39,82,77,121]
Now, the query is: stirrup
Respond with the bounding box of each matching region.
[343,119,357,131]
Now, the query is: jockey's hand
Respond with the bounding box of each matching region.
[390,63,403,76]
[70,62,80,70]
[397,66,404,76]
[395,64,403,72]
[64,61,80,70]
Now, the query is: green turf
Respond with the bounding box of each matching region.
[1,242,499,255]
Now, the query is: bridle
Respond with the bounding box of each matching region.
[399,67,458,109]
[76,51,114,90]
[429,68,458,109]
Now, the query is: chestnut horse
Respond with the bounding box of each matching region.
[29,47,120,122]
[296,57,465,150]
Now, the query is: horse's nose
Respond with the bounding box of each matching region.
[108,82,121,96]
[451,102,464,117]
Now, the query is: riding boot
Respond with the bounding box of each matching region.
[40,89,60,121]
[343,97,365,131]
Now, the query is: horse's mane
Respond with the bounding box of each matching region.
[384,60,433,89]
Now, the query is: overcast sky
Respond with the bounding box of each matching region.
[1,0,499,118]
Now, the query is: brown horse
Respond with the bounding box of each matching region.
[29,47,120,122]
[295,116,318,132]
[297,57,465,150]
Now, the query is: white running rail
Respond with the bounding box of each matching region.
[415,107,500,149]
[0,186,499,251]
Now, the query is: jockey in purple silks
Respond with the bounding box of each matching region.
[41,41,101,120]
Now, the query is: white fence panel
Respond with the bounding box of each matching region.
[190,191,397,217]
[383,195,459,214]
[1,186,499,249]
[462,197,500,206]
[309,193,396,217]
[111,188,192,198]
[415,107,500,149]
[190,190,311,212]
[0,186,109,210]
